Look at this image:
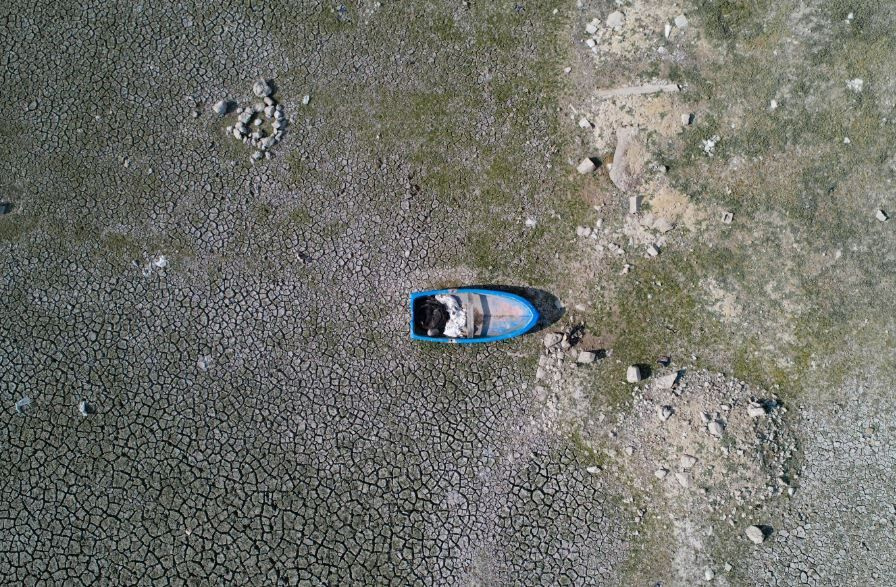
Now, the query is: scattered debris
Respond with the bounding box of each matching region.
[606,11,625,29]
[629,195,642,214]
[721,211,734,224]
[658,405,674,422]
[745,525,766,544]
[212,100,229,116]
[14,396,31,414]
[702,135,720,157]
[576,158,598,174]
[876,209,889,222]
[846,78,864,93]
[594,83,680,99]
[544,332,563,349]
[626,365,643,383]
[77,400,90,416]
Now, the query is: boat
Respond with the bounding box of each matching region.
[409,288,540,344]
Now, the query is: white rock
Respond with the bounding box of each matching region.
[264,105,276,118]
[654,468,668,479]
[260,136,276,150]
[721,211,734,224]
[152,255,168,269]
[577,350,597,364]
[524,218,537,228]
[586,465,601,474]
[708,420,725,437]
[704,568,714,581]
[251,150,263,161]
[253,79,273,98]
[629,195,642,214]
[14,396,31,414]
[302,94,311,105]
[655,371,679,389]
[674,14,689,29]
[680,454,697,469]
[212,100,228,116]
[606,10,625,28]
[747,402,766,418]
[78,400,90,416]
[585,38,596,48]
[658,405,673,422]
[626,365,642,383]
[586,22,598,35]
[770,99,778,110]
[877,209,889,222]
[576,226,593,237]
[846,78,864,93]
[654,218,675,233]
[544,333,563,348]
[745,525,765,544]
[702,135,720,156]
[238,110,253,124]
[675,472,690,488]
[264,96,275,106]
[681,113,692,125]
[578,116,593,129]
[664,23,672,38]
[646,244,660,257]
[576,158,597,174]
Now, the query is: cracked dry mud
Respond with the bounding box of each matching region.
[3,0,896,585]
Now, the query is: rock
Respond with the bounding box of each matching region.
[272,119,286,131]
[578,116,592,129]
[253,79,273,98]
[721,211,734,224]
[212,100,229,116]
[681,113,692,125]
[724,563,733,572]
[302,94,311,105]
[251,151,263,161]
[577,350,597,364]
[625,446,634,456]
[675,472,690,488]
[629,195,642,214]
[264,105,276,118]
[626,365,642,383]
[655,371,679,389]
[664,23,672,38]
[654,468,668,479]
[78,400,90,416]
[585,20,598,35]
[232,127,243,140]
[152,255,168,269]
[708,420,725,437]
[586,465,601,474]
[260,136,276,150]
[680,454,697,469]
[877,209,889,222]
[646,244,660,257]
[658,405,673,422]
[609,128,646,192]
[606,10,625,28]
[745,525,766,544]
[675,14,689,29]
[654,218,675,233]
[264,96,275,106]
[238,109,253,124]
[846,78,864,93]
[14,396,31,414]
[702,135,720,156]
[576,226,593,237]
[544,333,563,349]
[747,402,766,418]
[576,158,597,174]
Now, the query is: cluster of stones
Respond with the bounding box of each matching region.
[215,79,287,161]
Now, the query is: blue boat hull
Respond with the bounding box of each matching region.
[409,288,540,344]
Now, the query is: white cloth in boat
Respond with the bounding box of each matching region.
[435,294,466,337]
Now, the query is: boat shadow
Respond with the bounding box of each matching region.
[467,284,564,335]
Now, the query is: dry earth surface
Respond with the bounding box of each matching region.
[1,0,894,585]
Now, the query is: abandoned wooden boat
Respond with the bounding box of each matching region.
[409,288,540,344]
